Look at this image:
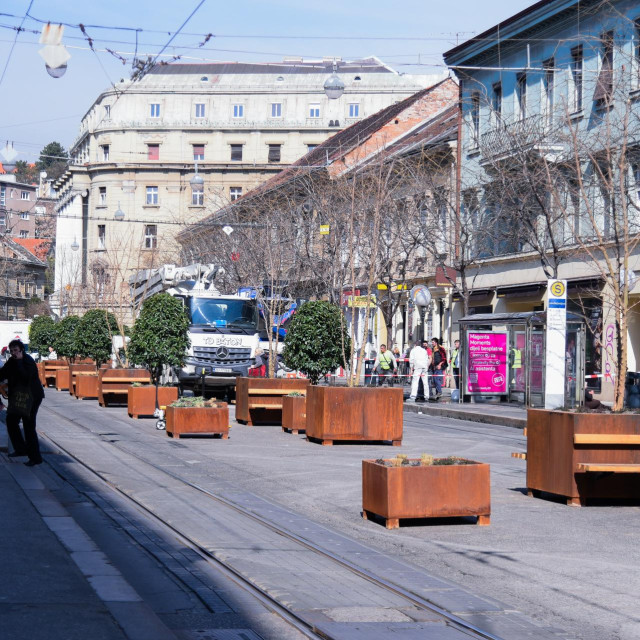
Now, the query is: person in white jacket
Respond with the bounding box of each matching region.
[409,340,431,401]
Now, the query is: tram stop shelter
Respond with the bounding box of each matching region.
[458,311,587,408]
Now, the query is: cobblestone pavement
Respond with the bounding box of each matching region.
[23,390,640,639]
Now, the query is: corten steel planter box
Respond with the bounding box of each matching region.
[37,362,46,386]
[282,395,306,434]
[75,373,99,400]
[362,459,491,529]
[128,385,179,419]
[527,409,640,506]
[69,364,98,397]
[165,403,229,439]
[305,386,403,446]
[55,368,70,391]
[98,368,151,407]
[41,359,69,387]
[235,377,309,426]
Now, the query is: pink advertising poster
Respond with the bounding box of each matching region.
[467,332,508,394]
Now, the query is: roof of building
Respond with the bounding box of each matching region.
[1,237,46,266]
[13,238,52,261]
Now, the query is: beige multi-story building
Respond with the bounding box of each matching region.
[53,58,435,315]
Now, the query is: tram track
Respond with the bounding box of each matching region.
[41,403,508,640]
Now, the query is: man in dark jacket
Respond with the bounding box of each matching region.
[0,339,45,466]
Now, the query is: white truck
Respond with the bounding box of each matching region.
[130,264,263,398]
[0,319,32,355]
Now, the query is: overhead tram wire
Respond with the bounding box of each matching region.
[0,0,34,91]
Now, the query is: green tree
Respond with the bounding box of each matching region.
[28,315,57,356]
[76,309,118,366]
[36,141,68,183]
[283,301,350,385]
[128,294,189,383]
[54,315,81,361]
[14,160,39,184]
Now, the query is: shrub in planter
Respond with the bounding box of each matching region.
[165,396,229,439]
[76,309,119,367]
[54,315,81,362]
[28,315,57,358]
[129,293,189,413]
[362,454,491,529]
[283,301,350,384]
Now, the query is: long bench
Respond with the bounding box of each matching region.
[235,377,309,426]
[98,368,151,407]
[526,409,640,506]
[38,360,68,387]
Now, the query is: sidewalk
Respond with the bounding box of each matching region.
[0,416,176,640]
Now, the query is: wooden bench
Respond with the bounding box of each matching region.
[40,360,68,387]
[98,369,151,407]
[235,377,309,426]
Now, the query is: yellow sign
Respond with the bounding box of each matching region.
[550,281,565,297]
[319,224,330,235]
[347,294,376,308]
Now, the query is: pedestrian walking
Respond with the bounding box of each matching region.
[429,337,447,399]
[372,344,397,386]
[408,340,430,402]
[0,339,45,466]
[451,339,460,390]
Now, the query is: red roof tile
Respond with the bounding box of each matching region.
[13,238,51,260]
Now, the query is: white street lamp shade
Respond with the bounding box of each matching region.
[0,143,17,163]
[222,225,234,236]
[45,63,67,78]
[324,73,345,99]
[409,284,432,308]
[114,203,125,220]
[70,237,79,252]
[190,173,204,189]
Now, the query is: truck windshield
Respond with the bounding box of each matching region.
[189,298,258,329]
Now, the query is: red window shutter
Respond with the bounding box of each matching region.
[148,144,159,160]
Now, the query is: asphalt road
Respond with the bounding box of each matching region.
[37,392,640,640]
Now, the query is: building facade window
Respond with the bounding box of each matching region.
[20,191,30,200]
[516,72,527,119]
[595,31,614,104]
[0,213,5,226]
[195,103,206,118]
[19,230,28,238]
[635,19,640,86]
[20,212,29,220]
[99,186,106,205]
[270,103,282,118]
[147,144,160,160]
[0,185,4,206]
[348,103,360,118]
[543,58,555,126]
[193,144,205,161]
[491,82,502,123]
[191,189,204,206]
[144,224,158,249]
[104,104,111,118]
[571,46,583,112]
[233,104,244,118]
[309,104,320,118]
[230,186,242,201]
[146,186,159,205]
[268,144,282,163]
[97,224,106,249]
[101,144,110,161]
[150,103,161,118]
[230,144,243,161]
[471,91,480,147]
[306,144,318,152]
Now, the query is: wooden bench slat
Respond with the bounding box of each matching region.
[249,403,284,409]
[247,389,305,396]
[577,463,640,473]
[574,434,640,445]
[101,378,150,383]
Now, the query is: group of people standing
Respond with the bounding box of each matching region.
[371,337,461,401]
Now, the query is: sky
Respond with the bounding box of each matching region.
[0,0,535,163]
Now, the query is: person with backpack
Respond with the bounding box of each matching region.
[372,344,397,387]
[429,337,447,399]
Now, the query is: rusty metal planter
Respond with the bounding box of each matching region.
[305,386,403,446]
[527,409,640,506]
[235,377,309,426]
[362,459,491,529]
[69,364,98,397]
[165,403,229,439]
[282,395,306,434]
[75,373,99,400]
[55,368,70,391]
[128,385,179,419]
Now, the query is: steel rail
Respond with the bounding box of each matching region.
[40,406,505,640]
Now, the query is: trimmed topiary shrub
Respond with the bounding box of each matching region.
[54,315,81,361]
[282,301,350,385]
[76,309,119,366]
[128,293,190,385]
[28,315,57,356]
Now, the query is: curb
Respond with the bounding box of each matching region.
[403,401,526,429]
